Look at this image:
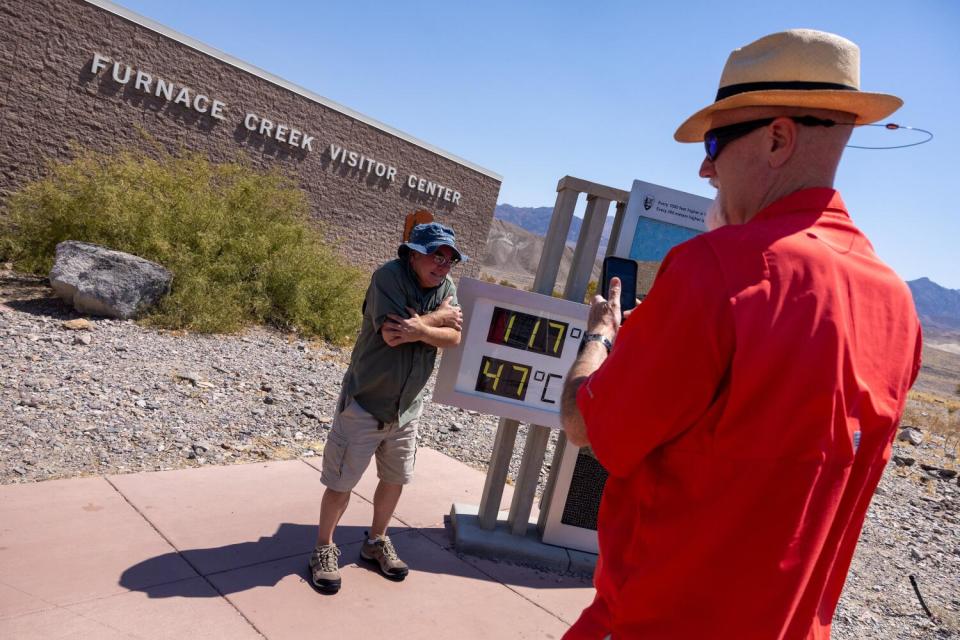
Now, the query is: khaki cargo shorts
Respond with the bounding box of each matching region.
[320,392,419,492]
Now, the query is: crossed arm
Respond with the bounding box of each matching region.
[381,296,462,348]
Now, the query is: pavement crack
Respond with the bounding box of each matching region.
[103,475,268,638]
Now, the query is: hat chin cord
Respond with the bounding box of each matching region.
[844,123,933,150]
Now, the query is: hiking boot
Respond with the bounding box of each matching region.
[309,543,342,593]
[360,535,409,581]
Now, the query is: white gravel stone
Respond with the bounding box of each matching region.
[899,427,925,447]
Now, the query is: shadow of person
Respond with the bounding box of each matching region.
[120,522,370,598]
[121,520,592,599]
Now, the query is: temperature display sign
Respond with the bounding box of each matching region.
[433,278,589,429]
[486,308,568,359]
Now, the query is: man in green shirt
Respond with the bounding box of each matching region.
[310,222,465,594]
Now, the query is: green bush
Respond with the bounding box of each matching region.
[585,279,598,301]
[0,148,365,341]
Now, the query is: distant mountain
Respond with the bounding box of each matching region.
[908,278,960,330]
[480,218,601,292]
[493,204,558,237]
[495,203,614,251]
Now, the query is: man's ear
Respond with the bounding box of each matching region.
[767,117,797,168]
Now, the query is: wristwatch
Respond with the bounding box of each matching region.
[580,333,613,355]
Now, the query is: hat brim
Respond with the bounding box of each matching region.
[398,241,467,263]
[674,90,903,142]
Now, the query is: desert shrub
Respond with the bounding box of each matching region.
[498,279,517,288]
[586,279,598,301]
[0,148,365,341]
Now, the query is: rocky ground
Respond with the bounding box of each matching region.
[1,270,957,638]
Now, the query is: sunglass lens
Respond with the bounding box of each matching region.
[705,135,718,161]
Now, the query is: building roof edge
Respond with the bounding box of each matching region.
[82,0,503,182]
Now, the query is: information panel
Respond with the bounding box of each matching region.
[613,179,710,257]
[432,278,589,429]
[612,179,711,296]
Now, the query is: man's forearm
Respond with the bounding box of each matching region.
[422,306,461,330]
[418,325,461,348]
[420,311,445,328]
[560,341,608,447]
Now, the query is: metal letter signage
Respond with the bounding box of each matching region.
[85,51,464,204]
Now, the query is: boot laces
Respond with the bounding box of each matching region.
[316,544,340,572]
[378,536,399,561]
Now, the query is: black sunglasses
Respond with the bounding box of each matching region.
[704,116,838,161]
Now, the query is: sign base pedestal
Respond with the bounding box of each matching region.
[449,503,596,577]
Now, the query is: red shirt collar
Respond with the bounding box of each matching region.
[751,187,848,223]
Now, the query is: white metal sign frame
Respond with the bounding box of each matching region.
[433,277,589,430]
[613,179,710,258]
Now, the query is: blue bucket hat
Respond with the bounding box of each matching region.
[398,222,468,262]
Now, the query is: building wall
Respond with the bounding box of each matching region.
[0,0,501,276]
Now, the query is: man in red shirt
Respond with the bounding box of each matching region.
[560,30,922,639]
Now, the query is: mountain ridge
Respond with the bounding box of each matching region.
[907,277,960,331]
[480,217,601,292]
[495,203,613,251]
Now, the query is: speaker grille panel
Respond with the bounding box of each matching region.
[560,449,608,530]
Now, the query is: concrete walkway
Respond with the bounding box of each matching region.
[0,448,593,639]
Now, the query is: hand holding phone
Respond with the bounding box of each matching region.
[601,256,638,319]
[584,277,621,349]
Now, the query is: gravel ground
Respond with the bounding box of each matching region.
[0,270,555,491]
[1,270,956,638]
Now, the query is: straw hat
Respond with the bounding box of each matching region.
[674,29,903,142]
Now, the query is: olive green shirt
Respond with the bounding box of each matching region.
[342,258,458,426]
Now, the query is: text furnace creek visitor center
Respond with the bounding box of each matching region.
[0,0,503,275]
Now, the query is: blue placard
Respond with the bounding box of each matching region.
[629,217,701,262]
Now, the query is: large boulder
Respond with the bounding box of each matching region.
[49,241,172,319]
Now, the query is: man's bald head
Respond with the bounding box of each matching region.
[699,107,857,226]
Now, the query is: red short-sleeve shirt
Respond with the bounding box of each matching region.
[567,189,922,640]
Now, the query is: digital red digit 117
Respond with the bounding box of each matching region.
[485,307,568,358]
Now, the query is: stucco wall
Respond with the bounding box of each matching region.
[0,0,501,276]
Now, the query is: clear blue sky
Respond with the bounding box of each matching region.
[112,0,958,288]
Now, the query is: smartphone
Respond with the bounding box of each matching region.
[601,256,638,317]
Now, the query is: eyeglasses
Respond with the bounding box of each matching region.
[429,253,460,268]
[704,115,838,161]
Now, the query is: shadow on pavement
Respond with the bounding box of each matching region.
[120,522,584,598]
